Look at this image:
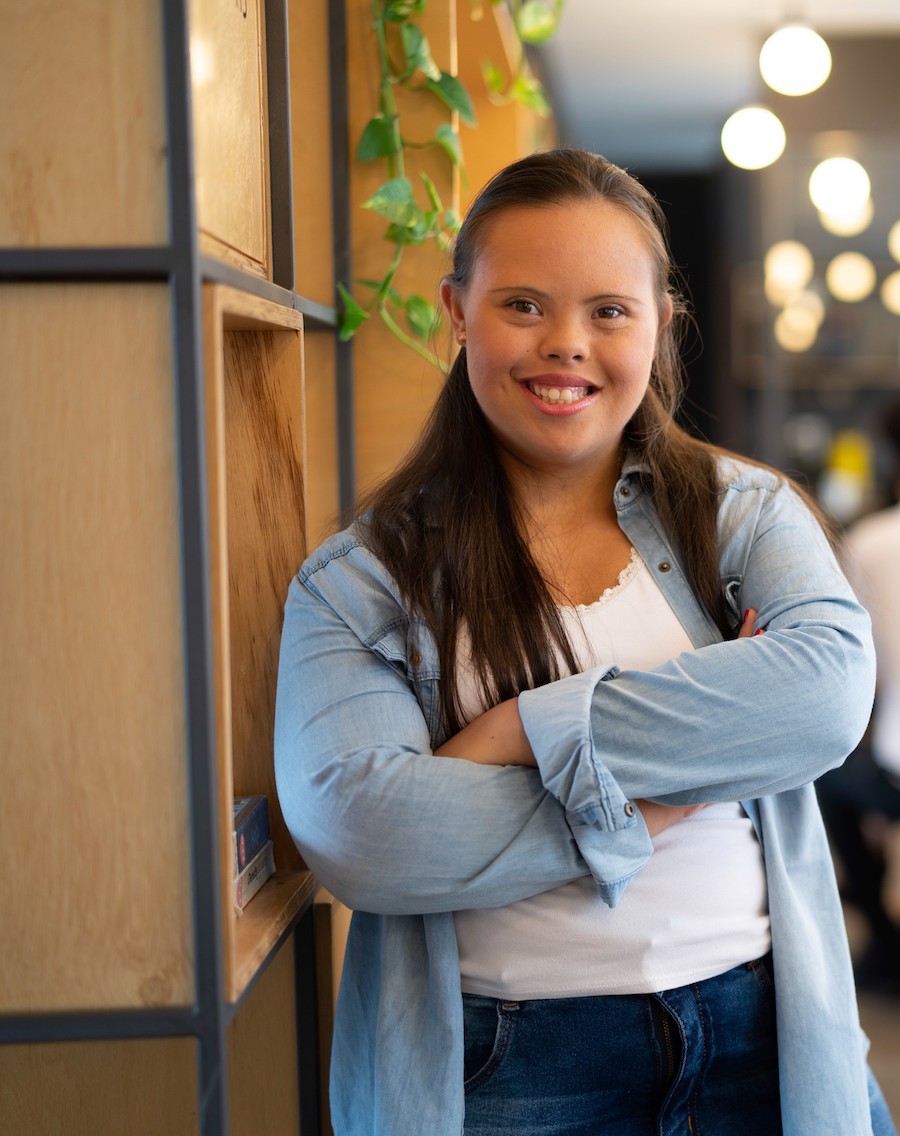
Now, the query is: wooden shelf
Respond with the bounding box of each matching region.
[231,869,317,1003]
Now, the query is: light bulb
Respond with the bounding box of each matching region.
[818,198,874,237]
[809,158,871,217]
[760,25,831,96]
[764,240,814,305]
[881,270,900,316]
[721,107,786,170]
[825,252,876,303]
[888,220,900,263]
[774,308,818,352]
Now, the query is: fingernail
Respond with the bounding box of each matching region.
[754,628,765,636]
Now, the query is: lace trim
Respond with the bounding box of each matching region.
[572,546,643,612]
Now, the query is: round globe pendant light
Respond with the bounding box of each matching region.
[760,25,832,96]
[721,106,786,170]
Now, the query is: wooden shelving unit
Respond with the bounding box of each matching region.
[0,1,340,1132]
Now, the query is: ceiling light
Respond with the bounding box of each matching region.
[759,25,831,96]
[809,158,871,217]
[881,270,900,316]
[721,107,786,170]
[825,252,876,303]
[774,308,818,352]
[888,220,900,263]
[764,240,814,304]
[818,198,874,237]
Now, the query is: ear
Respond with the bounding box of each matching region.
[440,278,467,344]
[658,293,674,332]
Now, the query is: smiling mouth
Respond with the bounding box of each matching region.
[526,382,596,405]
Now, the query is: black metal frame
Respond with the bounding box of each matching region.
[0,0,349,1132]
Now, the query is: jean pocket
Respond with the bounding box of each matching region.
[745,951,776,997]
[463,996,517,1093]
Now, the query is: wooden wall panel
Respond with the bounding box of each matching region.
[229,938,301,1135]
[0,284,193,1011]
[191,0,270,275]
[0,1037,198,1136]
[0,0,168,247]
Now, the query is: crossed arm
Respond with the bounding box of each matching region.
[435,608,761,836]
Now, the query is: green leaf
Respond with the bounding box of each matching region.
[404,294,437,339]
[432,122,462,165]
[362,177,419,227]
[400,23,441,81]
[420,171,444,213]
[510,72,551,116]
[481,59,506,96]
[426,71,477,126]
[336,282,370,340]
[384,0,426,21]
[514,0,559,44]
[356,114,400,160]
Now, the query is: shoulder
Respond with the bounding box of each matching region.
[711,451,792,496]
[293,522,406,621]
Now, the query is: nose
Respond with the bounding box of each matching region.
[539,314,589,362]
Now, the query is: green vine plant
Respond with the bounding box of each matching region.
[338,0,565,371]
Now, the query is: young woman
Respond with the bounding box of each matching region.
[275,149,892,1135]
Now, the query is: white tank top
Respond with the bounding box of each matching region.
[453,548,771,998]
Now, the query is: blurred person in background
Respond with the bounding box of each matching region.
[818,397,900,994]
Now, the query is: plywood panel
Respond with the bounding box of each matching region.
[229,937,301,1136]
[191,0,270,276]
[202,285,307,998]
[0,1037,197,1136]
[303,331,341,546]
[290,0,335,306]
[0,0,168,247]
[0,284,193,1011]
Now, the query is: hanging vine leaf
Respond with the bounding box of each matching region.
[433,122,462,164]
[514,0,561,44]
[384,0,426,20]
[337,282,371,341]
[357,113,401,160]
[362,177,420,227]
[400,23,441,80]
[404,294,437,338]
[425,71,477,126]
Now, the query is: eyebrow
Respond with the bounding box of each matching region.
[487,286,645,305]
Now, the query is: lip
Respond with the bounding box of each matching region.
[519,374,599,415]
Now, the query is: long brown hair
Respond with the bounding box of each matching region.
[360,149,738,735]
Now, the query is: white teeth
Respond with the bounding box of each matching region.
[529,383,590,404]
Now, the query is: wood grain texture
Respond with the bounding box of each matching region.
[191,0,270,275]
[0,1037,198,1135]
[228,935,301,1136]
[203,285,307,1001]
[0,0,168,247]
[0,284,193,1011]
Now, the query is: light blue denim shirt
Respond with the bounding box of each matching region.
[275,454,877,1136]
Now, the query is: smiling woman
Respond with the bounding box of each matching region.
[274,149,891,1136]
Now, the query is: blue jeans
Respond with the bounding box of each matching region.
[463,953,891,1135]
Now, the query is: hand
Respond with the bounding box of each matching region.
[634,798,705,837]
[738,607,764,638]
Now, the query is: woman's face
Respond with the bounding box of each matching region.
[441,198,670,485]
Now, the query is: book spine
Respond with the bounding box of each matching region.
[233,840,275,912]
[233,797,270,874]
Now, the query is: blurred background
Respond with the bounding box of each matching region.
[535,0,900,525]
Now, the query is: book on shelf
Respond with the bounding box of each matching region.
[233,794,270,875]
[233,839,275,913]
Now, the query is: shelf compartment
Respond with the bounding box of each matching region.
[191,0,271,279]
[202,283,307,1004]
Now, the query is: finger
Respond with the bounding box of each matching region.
[737,608,758,639]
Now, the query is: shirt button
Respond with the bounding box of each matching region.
[620,486,630,497]
[409,651,422,666]
[658,561,671,572]
[624,802,636,817]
